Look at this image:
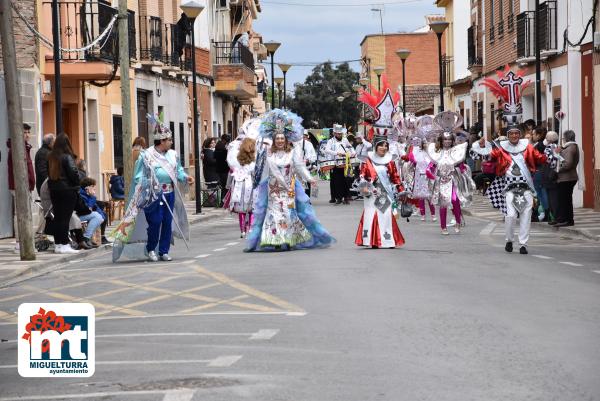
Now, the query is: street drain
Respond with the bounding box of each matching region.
[120,377,241,391]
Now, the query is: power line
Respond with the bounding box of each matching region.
[261,0,425,7]
[262,59,363,67]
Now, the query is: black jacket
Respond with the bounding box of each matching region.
[34,144,52,193]
[202,148,219,183]
[48,154,80,192]
[214,142,229,174]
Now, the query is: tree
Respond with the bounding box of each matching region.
[288,62,360,130]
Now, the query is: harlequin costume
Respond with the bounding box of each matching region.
[112,113,190,262]
[471,67,547,254]
[355,85,406,248]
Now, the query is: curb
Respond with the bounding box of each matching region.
[1,209,228,289]
[462,209,599,242]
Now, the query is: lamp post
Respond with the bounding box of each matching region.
[373,66,385,91]
[181,0,205,214]
[359,77,369,136]
[534,0,542,126]
[274,77,284,108]
[371,7,384,35]
[429,20,449,112]
[337,95,345,124]
[278,63,292,109]
[264,41,281,110]
[396,49,411,118]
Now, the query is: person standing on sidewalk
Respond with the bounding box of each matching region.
[542,131,560,224]
[7,124,36,250]
[111,114,193,263]
[554,130,580,227]
[532,127,549,221]
[34,133,55,195]
[47,134,80,254]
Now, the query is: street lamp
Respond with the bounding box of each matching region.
[429,20,449,112]
[181,0,205,214]
[358,77,369,136]
[373,66,385,91]
[274,77,284,108]
[264,41,281,110]
[337,95,345,123]
[396,48,411,118]
[278,63,292,109]
[371,7,383,35]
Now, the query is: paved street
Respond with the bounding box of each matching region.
[0,184,599,401]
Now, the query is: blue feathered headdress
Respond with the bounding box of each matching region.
[259,109,304,143]
[147,112,172,141]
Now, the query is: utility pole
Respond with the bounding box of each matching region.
[51,0,63,133]
[0,0,36,260]
[118,0,133,190]
[534,0,542,126]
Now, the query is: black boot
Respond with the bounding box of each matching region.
[505,241,513,253]
[519,246,528,255]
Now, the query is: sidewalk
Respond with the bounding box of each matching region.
[0,202,228,287]
[464,193,600,241]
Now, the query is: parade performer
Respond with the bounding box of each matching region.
[355,84,406,248]
[111,114,193,262]
[403,117,437,222]
[296,130,318,197]
[227,137,257,238]
[324,124,356,204]
[245,109,335,252]
[427,111,475,235]
[471,67,547,254]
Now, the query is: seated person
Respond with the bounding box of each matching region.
[78,177,109,246]
[109,167,125,200]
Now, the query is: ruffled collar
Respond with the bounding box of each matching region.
[499,139,529,154]
[368,151,394,165]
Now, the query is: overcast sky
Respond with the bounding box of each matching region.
[253,0,441,92]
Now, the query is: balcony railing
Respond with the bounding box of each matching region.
[213,41,255,71]
[44,1,135,62]
[517,0,557,60]
[507,13,515,32]
[139,15,163,62]
[163,22,192,71]
[442,55,453,87]
[467,26,482,67]
[489,25,495,43]
[497,19,504,37]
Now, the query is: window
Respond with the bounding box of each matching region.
[179,122,185,166]
[498,0,504,37]
[489,0,496,42]
[508,0,515,31]
[553,98,561,131]
[490,103,496,137]
[170,121,175,150]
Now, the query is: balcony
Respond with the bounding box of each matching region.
[507,13,515,32]
[162,22,193,74]
[139,16,163,65]
[467,26,483,74]
[41,1,135,76]
[442,55,454,87]
[497,19,504,38]
[213,41,257,100]
[516,0,558,63]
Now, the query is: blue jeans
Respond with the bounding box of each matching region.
[144,191,175,255]
[79,211,104,240]
[533,170,549,211]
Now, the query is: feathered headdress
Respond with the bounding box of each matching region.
[259,108,304,143]
[393,113,418,141]
[358,75,401,144]
[480,65,531,131]
[431,111,468,141]
[147,112,172,141]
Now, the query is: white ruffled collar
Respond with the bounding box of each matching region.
[368,151,394,165]
[499,139,529,154]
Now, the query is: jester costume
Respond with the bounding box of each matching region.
[246,109,335,251]
[111,114,190,262]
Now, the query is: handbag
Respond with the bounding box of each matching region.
[400,202,413,218]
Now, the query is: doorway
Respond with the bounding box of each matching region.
[581,45,595,208]
[113,115,123,169]
[137,90,150,145]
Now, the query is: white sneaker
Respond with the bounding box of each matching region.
[454,226,461,234]
[148,251,159,262]
[441,229,449,235]
[432,216,438,222]
[61,245,79,254]
[54,244,63,254]
[448,218,456,227]
[420,216,426,221]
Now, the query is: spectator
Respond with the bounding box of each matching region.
[109,166,125,200]
[542,131,559,224]
[78,177,107,247]
[522,119,536,143]
[532,127,549,221]
[34,133,55,194]
[39,178,85,250]
[132,136,147,164]
[75,158,88,181]
[47,133,80,254]
[214,134,231,189]
[555,130,580,227]
[202,137,219,187]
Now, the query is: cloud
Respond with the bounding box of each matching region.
[253,0,441,89]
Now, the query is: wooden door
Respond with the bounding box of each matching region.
[136,90,149,144]
[581,44,595,208]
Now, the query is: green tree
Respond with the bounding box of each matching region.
[288,62,360,130]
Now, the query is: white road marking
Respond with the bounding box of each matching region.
[249,329,279,340]
[163,390,195,401]
[286,311,307,316]
[559,261,584,267]
[0,360,211,369]
[195,254,211,259]
[208,355,242,367]
[532,255,554,260]
[593,270,600,274]
[479,222,497,236]
[0,390,192,400]
[225,242,239,246]
[212,248,226,252]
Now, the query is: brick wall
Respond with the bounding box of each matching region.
[483,0,519,73]
[194,47,211,76]
[0,0,38,73]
